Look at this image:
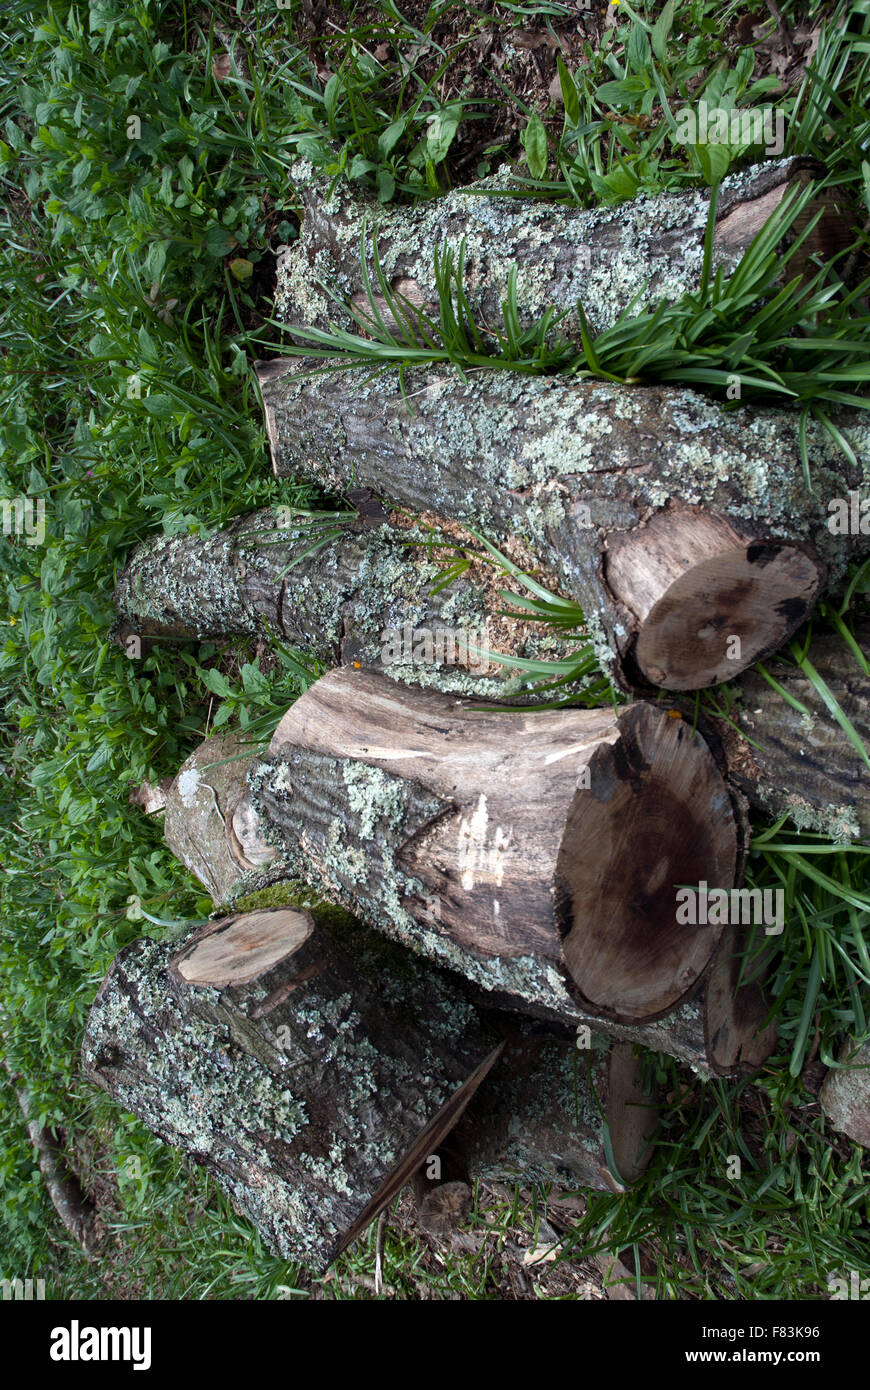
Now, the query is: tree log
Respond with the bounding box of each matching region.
[159,735,781,1073]
[112,508,575,702]
[257,358,869,691]
[278,156,850,341]
[118,511,870,841]
[705,619,870,842]
[248,667,739,1025]
[82,906,505,1271]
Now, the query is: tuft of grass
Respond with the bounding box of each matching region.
[274,178,870,477]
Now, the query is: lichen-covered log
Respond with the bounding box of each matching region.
[81,906,504,1271]
[112,508,576,703]
[257,358,870,691]
[820,1037,870,1149]
[706,619,870,842]
[154,742,717,1070]
[278,156,849,342]
[161,729,281,904]
[249,667,738,1025]
[158,736,777,1075]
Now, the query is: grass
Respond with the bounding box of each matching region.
[0,0,867,1300]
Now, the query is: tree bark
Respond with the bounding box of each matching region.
[256,358,869,691]
[119,512,870,842]
[248,667,739,1025]
[705,619,870,842]
[820,1037,870,1149]
[278,156,850,341]
[112,508,577,703]
[82,906,505,1272]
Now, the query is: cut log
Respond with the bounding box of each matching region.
[705,618,870,842]
[819,1037,870,1149]
[155,739,720,1069]
[119,511,870,841]
[112,508,575,703]
[156,732,779,1073]
[257,359,870,691]
[249,667,739,1025]
[81,906,505,1271]
[170,907,314,988]
[278,156,850,342]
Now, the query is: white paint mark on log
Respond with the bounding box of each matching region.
[458,795,512,890]
[177,767,201,808]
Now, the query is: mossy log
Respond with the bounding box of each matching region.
[81,906,506,1271]
[257,358,870,691]
[112,508,574,703]
[819,1037,870,1149]
[248,667,739,1025]
[706,618,870,842]
[278,156,849,342]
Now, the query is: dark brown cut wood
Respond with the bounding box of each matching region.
[249,667,738,1025]
[81,906,504,1272]
[819,1038,870,1149]
[278,156,850,342]
[119,512,870,842]
[256,359,869,691]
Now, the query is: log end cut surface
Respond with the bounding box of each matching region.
[556,705,738,1021]
[633,541,822,691]
[171,908,314,988]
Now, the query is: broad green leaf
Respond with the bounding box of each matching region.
[522,111,548,179]
[426,103,463,163]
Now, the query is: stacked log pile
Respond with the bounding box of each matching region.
[84,163,870,1272]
